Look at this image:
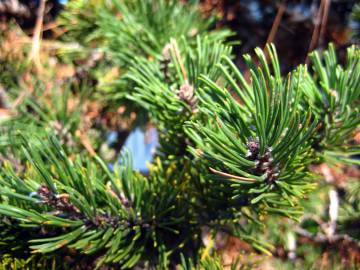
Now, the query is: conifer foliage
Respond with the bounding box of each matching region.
[0,0,359,269]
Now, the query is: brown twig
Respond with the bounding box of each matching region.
[28,0,46,71]
[318,0,331,49]
[24,21,58,34]
[265,0,287,46]
[305,0,326,64]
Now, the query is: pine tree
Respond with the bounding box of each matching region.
[0,0,359,269]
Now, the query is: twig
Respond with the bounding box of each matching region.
[265,0,287,46]
[24,21,58,34]
[28,0,46,71]
[295,226,328,242]
[318,0,331,49]
[209,167,257,182]
[305,0,325,64]
[295,226,360,247]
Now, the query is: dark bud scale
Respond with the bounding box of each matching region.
[37,185,79,214]
[246,137,260,160]
[246,138,279,184]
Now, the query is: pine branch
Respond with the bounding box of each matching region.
[186,44,318,220]
[302,44,360,159]
[0,135,197,268]
[1,0,359,265]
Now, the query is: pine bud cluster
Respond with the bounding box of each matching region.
[38,185,79,214]
[246,138,279,184]
[178,82,198,113]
